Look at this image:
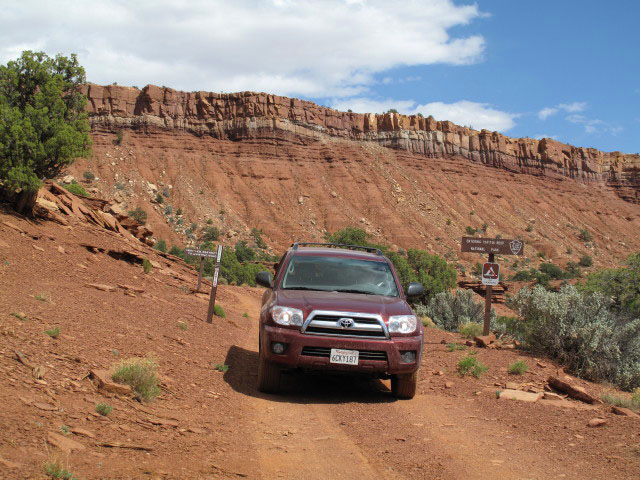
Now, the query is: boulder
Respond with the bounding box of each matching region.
[587,418,608,428]
[474,334,496,348]
[498,389,542,402]
[89,369,133,396]
[611,406,639,417]
[547,376,599,404]
[47,432,86,452]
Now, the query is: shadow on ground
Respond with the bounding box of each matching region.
[223,344,395,405]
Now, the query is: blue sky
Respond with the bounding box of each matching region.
[2,0,638,153]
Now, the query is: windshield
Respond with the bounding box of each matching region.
[281,255,399,297]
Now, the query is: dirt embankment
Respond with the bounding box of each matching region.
[1,207,640,479]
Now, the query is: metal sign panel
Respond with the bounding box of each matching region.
[461,237,524,256]
[482,262,500,286]
[184,248,218,259]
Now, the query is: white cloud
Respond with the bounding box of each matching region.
[566,114,622,136]
[415,100,517,131]
[538,101,586,120]
[0,0,486,98]
[331,98,517,132]
[533,134,558,140]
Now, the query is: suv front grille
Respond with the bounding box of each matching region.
[301,311,389,339]
[301,346,387,361]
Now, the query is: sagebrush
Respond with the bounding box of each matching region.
[507,285,640,391]
[111,356,161,402]
[423,288,495,332]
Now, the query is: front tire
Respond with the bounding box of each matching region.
[392,370,418,399]
[257,354,281,393]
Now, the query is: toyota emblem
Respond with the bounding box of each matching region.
[338,317,354,328]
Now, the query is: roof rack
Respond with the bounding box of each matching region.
[291,242,383,256]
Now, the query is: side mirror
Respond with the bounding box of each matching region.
[406,282,424,298]
[256,271,273,288]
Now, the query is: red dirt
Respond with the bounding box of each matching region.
[2,208,640,479]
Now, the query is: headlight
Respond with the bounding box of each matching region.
[388,315,418,334]
[271,306,304,326]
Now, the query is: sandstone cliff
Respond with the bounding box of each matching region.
[82,84,639,204]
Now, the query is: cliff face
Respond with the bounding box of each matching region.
[82,83,639,204]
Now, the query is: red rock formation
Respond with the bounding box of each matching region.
[81,84,640,204]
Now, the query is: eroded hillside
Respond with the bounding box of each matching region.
[64,84,640,271]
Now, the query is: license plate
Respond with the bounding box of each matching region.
[330,349,359,365]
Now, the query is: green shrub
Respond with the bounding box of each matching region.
[446,343,466,352]
[457,356,488,378]
[578,255,593,267]
[508,360,529,375]
[565,262,581,278]
[115,130,123,145]
[579,229,593,242]
[162,187,170,198]
[164,205,173,215]
[95,403,112,416]
[177,321,188,331]
[424,288,495,332]
[539,262,564,280]
[169,245,184,257]
[155,193,164,204]
[63,183,90,197]
[111,356,161,402]
[252,227,267,249]
[580,253,640,316]
[143,258,152,274]
[511,269,535,281]
[235,240,256,262]
[43,457,78,479]
[214,363,229,372]
[115,182,125,190]
[601,392,640,411]
[176,207,183,216]
[44,327,60,338]
[202,226,220,242]
[458,322,483,339]
[465,226,477,235]
[213,304,226,318]
[525,224,533,232]
[82,171,95,182]
[154,239,167,253]
[128,207,147,224]
[507,285,640,390]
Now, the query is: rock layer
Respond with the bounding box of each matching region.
[82,84,640,204]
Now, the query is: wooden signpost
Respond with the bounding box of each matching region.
[185,245,224,323]
[185,248,219,292]
[461,237,524,335]
[205,245,224,324]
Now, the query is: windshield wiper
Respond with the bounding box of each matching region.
[332,289,376,295]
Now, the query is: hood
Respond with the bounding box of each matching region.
[274,289,413,321]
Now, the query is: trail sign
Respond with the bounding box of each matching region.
[185,248,218,292]
[461,237,524,256]
[206,244,224,324]
[482,262,500,286]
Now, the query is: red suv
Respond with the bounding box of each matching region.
[255,243,424,399]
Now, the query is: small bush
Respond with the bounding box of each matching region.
[59,425,70,435]
[242,312,249,318]
[162,187,171,198]
[128,207,147,224]
[578,255,593,267]
[579,229,593,243]
[458,322,482,339]
[202,226,221,242]
[425,289,495,332]
[177,321,188,331]
[214,363,229,372]
[95,403,112,416]
[63,183,90,197]
[539,262,564,280]
[508,360,529,375]
[213,304,226,318]
[83,171,95,182]
[465,226,477,235]
[164,205,173,215]
[525,224,533,232]
[601,392,640,411]
[446,218,452,226]
[206,219,213,225]
[115,181,125,190]
[154,239,167,253]
[457,356,488,378]
[44,327,60,338]
[35,292,49,302]
[176,207,183,216]
[252,228,267,249]
[446,343,467,352]
[511,269,535,281]
[155,193,164,204]
[115,130,123,145]
[43,457,78,479]
[143,258,153,274]
[11,312,27,321]
[111,356,161,402]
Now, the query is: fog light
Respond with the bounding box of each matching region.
[271,342,286,354]
[401,351,416,363]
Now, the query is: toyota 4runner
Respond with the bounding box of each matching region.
[255,243,424,399]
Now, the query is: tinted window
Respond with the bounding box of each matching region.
[281,255,399,297]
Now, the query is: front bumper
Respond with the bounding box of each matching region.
[261,324,423,375]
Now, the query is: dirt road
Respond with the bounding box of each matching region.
[1,211,639,479]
